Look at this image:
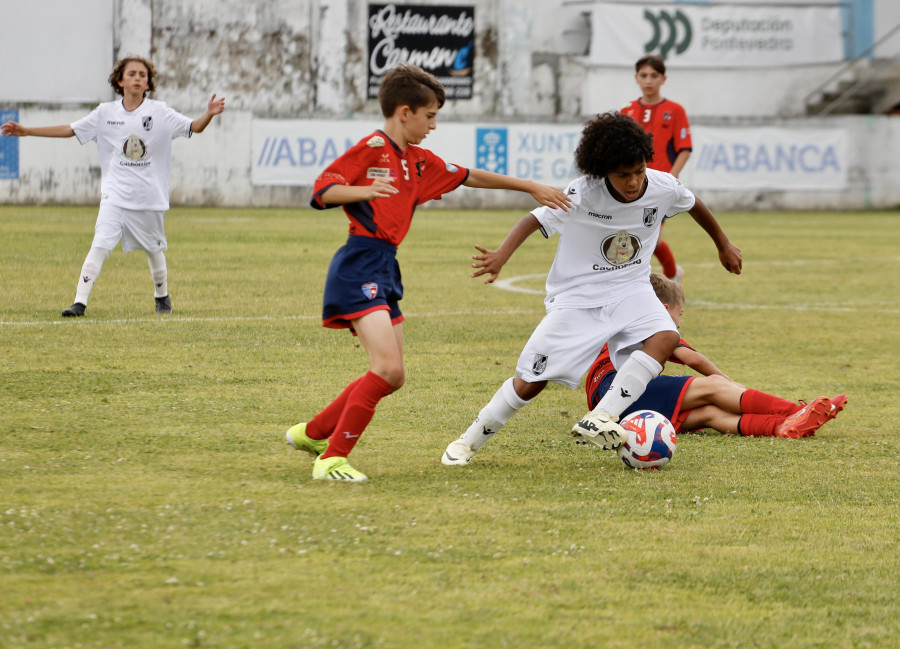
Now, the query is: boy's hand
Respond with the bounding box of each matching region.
[471,244,507,284]
[207,94,226,116]
[0,121,24,137]
[719,242,742,275]
[364,178,399,201]
[530,182,572,212]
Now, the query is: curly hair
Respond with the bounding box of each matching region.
[574,112,654,179]
[108,56,157,97]
[378,64,445,117]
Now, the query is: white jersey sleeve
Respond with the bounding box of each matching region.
[71,107,101,145]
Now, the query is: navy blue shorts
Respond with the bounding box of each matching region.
[589,372,694,432]
[322,236,404,331]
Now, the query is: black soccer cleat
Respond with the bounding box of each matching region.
[155,295,173,314]
[61,302,86,317]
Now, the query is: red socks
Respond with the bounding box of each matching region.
[654,240,678,278]
[306,376,364,440]
[740,389,799,417]
[319,372,396,459]
[738,414,785,437]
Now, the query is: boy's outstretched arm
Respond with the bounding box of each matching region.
[671,345,731,379]
[471,214,542,284]
[687,197,742,274]
[0,122,74,138]
[190,94,226,134]
[464,168,571,211]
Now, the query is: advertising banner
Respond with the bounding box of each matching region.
[590,2,843,67]
[0,109,19,180]
[251,119,846,192]
[690,126,847,190]
[367,4,475,99]
[251,119,581,187]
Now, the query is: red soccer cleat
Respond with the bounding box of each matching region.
[776,396,831,439]
[824,394,848,422]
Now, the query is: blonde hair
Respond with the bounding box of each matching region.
[650,273,684,307]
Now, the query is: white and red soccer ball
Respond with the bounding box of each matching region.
[616,410,677,469]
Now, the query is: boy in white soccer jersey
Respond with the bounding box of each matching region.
[0,56,225,317]
[442,111,742,466]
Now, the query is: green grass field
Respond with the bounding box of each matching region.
[1,204,898,649]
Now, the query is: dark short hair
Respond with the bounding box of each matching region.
[574,112,654,178]
[635,54,666,75]
[109,56,157,97]
[377,64,446,117]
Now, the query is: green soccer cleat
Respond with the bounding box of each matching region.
[285,423,329,456]
[312,455,368,482]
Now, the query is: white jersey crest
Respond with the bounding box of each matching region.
[71,98,193,210]
[532,169,695,309]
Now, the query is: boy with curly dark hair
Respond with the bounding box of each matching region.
[442,111,742,466]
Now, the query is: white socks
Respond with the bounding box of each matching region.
[146,250,168,298]
[460,377,530,451]
[593,350,662,418]
[74,247,111,305]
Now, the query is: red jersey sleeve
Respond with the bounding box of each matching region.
[412,146,469,206]
[669,102,692,155]
[308,131,469,247]
[667,338,695,366]
[309,137,372,210]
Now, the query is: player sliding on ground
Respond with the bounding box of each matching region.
[584,274,847,439]
[442,111,742,467]
[0,55,224,318]
[284,64,572,482]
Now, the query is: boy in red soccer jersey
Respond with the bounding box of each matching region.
[285,64,572,482]
[621,55,692,284]
[584,274,847,439]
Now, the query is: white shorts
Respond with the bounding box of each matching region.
[91,203,167,253]
[515,284,678,389]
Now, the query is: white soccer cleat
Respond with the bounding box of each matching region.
[442,440,476,466]
[571,409,627,450]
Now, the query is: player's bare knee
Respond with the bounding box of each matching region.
[513,377,546,401]
[697,374,729,399]
[643,330,680,362]
[381,367,405,389]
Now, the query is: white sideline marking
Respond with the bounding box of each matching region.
[3,255,899,327]
[0,308,545,328]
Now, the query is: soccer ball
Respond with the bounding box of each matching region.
[616,410,677,469]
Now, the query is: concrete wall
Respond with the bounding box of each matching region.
[1,0,899,210]
[5,108,899,211]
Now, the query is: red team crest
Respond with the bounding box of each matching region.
[361,282,378,299]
